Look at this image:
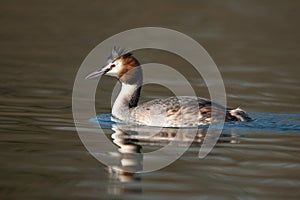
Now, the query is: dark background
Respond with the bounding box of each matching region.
[0,1,299,199]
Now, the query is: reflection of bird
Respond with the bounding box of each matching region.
[86,47,251,127]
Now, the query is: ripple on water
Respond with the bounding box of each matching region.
[95,112,300,133]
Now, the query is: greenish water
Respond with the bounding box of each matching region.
[1,1,300,199]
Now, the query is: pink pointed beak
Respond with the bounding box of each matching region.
[85,66,110,80]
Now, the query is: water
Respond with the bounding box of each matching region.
[1,1,300,199]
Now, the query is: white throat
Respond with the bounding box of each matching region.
[111,66,143,121]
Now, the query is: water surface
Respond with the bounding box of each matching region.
[1,1,300,199]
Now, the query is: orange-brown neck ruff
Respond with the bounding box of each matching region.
[118,55,141,84]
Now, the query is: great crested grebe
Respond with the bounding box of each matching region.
[86,47,251,127]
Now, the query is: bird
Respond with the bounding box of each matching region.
[86,47,251,127]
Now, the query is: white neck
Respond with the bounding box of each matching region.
[112,67,143,121]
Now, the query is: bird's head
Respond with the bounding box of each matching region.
[85,47,141,84]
